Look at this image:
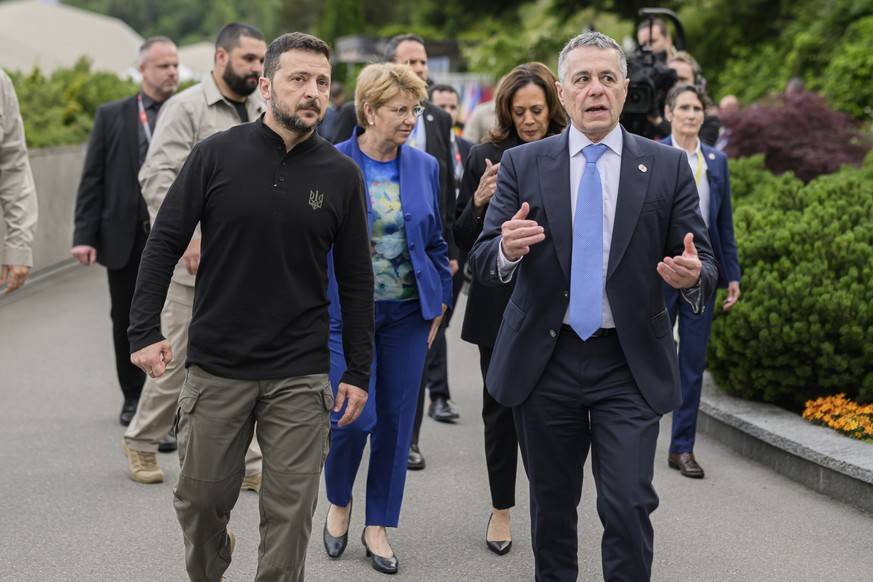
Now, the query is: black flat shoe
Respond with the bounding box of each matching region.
[361,528,398,574]
[323,499,352,559]
[485,513,512,556]
[407,444,426,471]
[119,397,138,426]
[158,429,177,453]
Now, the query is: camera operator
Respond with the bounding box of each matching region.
[647,52,721,146]
[636,18,675,59]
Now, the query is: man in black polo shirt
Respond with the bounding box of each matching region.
[128,32,373,582]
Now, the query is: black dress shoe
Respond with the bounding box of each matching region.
[427,395,459,423]
[119,397,139,426]
[158,429,177,453]
[668,452,705,479]
[323,498,352,559]
[485,513,512,556]
[407,444,425,471]
[361,529,398,574]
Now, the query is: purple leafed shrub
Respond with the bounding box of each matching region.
[723,91,870,182]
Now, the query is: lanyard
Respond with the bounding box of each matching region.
[137,93,153,144]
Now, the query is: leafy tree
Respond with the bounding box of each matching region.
[9,59,136,148]
[723,91,871,182]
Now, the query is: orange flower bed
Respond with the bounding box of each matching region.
[803,394,873,442]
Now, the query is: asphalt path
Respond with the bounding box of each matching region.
[1,266,872,581]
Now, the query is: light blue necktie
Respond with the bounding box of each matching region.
[569,143,608,340]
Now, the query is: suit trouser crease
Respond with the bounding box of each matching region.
[174,365,331,582]
[324,300,430,527]
[411,269,463,445]
[124,280,261,473]
[106,226,147,398]
[513,332,661,582]
[664,289,717,454]
[479,345,519,509]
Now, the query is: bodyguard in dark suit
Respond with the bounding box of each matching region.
[661,84,741,479]
[71,37,179,425]
[469,33,718,581]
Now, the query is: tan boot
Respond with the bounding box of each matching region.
[122,440,164,484]
[241,471,261,493]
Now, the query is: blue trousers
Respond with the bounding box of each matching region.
[324,300,430,527]
[664,288,717,454]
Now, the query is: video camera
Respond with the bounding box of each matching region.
[620,8,685,139]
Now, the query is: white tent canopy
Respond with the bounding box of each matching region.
[0,0,143,76]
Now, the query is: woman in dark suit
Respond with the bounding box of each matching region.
[661,83,741,479]
[454,62,566,555]
[321,62,453,575]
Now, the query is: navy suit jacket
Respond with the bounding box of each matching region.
[328,129,453,322]
[469,126,718,414]
[661,136,741,287]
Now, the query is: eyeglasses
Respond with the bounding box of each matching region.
[383,105,425,119]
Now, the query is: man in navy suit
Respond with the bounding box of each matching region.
[469,32,718,581]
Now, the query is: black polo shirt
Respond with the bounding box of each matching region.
[129,118,374,388]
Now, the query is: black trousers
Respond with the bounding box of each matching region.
[105,225,147,400]
[514,329,661,582]
[479,345,518,509]
[411,267,464,445]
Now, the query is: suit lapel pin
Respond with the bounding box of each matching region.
[708,152,716,160]
[638,163,648,173]
[426,114,434,122]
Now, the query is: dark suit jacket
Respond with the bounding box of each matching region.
[469,126,718,413]
[332,100,458,260]
[661,136,740,287]
[455,137,519,348]
[73,95,147,270]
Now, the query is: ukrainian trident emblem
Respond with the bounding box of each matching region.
[309,190,324,210]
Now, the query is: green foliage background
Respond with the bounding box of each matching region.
[44,0,873,122]
[10,59,136,148]
[707,154,873,407]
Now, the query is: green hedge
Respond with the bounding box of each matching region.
[9,59,136,149]
[707,154,873,408]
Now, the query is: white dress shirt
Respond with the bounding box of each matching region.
[671,137,710,228]
[498,123,624,328]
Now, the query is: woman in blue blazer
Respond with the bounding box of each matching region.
[662,84,742,479]
[322,63,453,575]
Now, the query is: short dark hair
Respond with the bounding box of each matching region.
[665,83,710,111]
[138,36,174,65]
[263,32,331,79]
[215,23,264,52]
[637,17,669,37]
[383,34,425,63]
[429,84,458,99]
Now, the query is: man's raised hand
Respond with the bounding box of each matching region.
[500,202,545,261]
[657,233,702,289]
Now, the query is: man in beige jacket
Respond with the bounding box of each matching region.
[0,69,37,294]
[123,23,267,487]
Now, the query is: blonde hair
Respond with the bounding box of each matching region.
[354,63,427,127]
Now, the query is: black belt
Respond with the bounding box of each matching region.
[561,324,616,339]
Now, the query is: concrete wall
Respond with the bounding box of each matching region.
[0,144,85,274]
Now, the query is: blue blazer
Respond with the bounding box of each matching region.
[469,127,719,413]
[662,136,740,288]
[328,128,453,322]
